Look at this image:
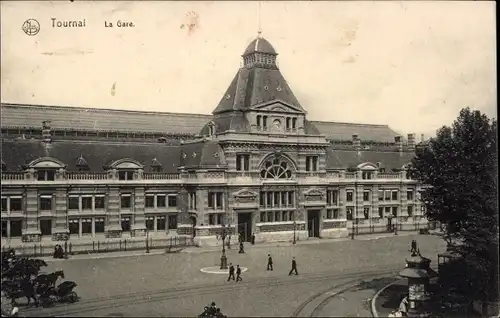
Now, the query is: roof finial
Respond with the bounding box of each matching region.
[257,1,262,38]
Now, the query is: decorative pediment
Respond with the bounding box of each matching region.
[252,100,305,114]
[26,157,67,169]
[108,158,144,170]
[234,189,258,198]
[303,188,325,197]
[357,162,378,170]
[303,188,325,202]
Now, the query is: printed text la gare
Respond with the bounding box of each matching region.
[105,20,135,28]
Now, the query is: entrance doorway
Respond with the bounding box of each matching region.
[237,213,252,242]
[40,219,52,236]
[307,210,320,238]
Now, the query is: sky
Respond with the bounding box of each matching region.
[1,1,496,139]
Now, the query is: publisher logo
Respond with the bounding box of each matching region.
[22,19,40,36]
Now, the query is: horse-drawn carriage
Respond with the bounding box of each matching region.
[1,249,79,309]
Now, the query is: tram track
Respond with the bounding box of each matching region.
[23,264,402,317]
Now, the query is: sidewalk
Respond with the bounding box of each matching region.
[182,231,420,254]
[22,231,420,262]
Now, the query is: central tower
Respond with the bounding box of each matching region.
[204,34,320,137]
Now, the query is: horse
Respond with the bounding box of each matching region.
[35,270,65,288]
[2,278,39,307]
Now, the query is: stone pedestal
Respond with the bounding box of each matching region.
[52,231,70,241]
[131,228,146,237]
[105,227,122,239]
[177,224,193,236]
[22,230,41,243]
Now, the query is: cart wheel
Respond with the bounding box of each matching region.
[68,292,77,303]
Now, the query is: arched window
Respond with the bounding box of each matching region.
[260,156,293,179]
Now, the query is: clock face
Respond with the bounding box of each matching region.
[273,119,282,129]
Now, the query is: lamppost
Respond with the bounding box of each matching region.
[220,221,229,270]
[293,220,296,244]
[351,177,358,240]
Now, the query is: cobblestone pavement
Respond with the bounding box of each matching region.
[20,235,446,317]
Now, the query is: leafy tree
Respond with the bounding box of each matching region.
[408,107,498,302]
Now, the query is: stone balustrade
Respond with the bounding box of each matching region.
[1,170,407,183]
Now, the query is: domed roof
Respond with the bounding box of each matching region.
[243,36,277,56]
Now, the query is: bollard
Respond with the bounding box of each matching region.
[97,241,100,252]
[124,239,127,251]
[93,241,95,252]
[119,240,122,251]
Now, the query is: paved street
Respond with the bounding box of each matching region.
[21,234,446,317]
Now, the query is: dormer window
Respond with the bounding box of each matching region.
[76,155,90,172]
[118,171,134,181]
[151,157,163,173]
[362,171,373,180]
[208,122,215,136]
[37,170,56,181]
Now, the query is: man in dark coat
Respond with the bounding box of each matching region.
[227,263,235,281]
[238,242,244,253]
[267,254,273,271]
[289,257,298,275]
[251,233,255,245]
[410,240,417,254]
[236,265,242,282]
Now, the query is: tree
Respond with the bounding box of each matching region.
[408,107,498,303]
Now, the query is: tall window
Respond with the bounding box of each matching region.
[146,216,154,230]
[145,195,155,208]
[1,198,7,211]
[327,190,338,206]
[68,197,79,210]
[407,205,414,217]
[189,192,197,210]
[391,190,399,201]
[292,118,297,129]
[209,213,225,225]
[10,198,22,211]
[168,215,178,229]
[363,191,370,202]
[82,197,92,210]
[378,190,384,201]
[306,156,319,172]
[39,196,52,211]
[378,207,384,218]
[407,190,414,201]
[157,216,166,231]
[236,154,250,171]
[94,196,105,210]
[363,207,370,219]
[346,207,353,220]
[121,195,132,209]
[346,191,353,202]
[69,219,79,235]
[95,218,105,233]
[157,195,166,208]
[208,192,224,209]
[260,156,293,179]
[167,195,177,208]
[326,209,340,219]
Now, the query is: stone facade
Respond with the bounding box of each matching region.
[0,35,428,247]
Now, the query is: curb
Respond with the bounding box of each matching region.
[371,278,405,317]
[43,249,166,262]
[200,266,249,274]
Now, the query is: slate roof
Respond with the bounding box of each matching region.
[326,147,415,171]
[0,103,210,135]
[211,66,305,115]
[1,139,183,173]
[243,36,277,56]
[1,103,399,142]
[180,139,226,169]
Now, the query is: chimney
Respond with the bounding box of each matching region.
[395,135,403,154]
[42,120,52,143]
[407,133,416,151]
[352,133,361,149]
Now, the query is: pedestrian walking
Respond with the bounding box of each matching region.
[238,242,245,253]
[251,233,255,245]
[236,265,242,282]
[267,254,273,271]
[410,240,417,254]
[288,257,298,275]
[227,235,231,249]
[227,263,235,281]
